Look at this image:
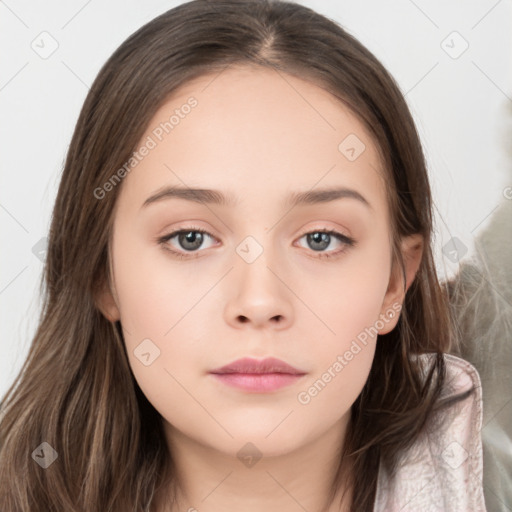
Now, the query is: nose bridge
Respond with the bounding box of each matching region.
[235,231,280,297]
[224,229,294,328]
[231,203,278,268]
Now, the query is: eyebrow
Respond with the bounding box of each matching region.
[141,185,373,211]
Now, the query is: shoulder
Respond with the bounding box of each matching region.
[373,353,487,512]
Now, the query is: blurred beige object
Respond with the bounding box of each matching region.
[446,111,512,511]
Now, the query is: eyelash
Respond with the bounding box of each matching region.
[157,225,356,261]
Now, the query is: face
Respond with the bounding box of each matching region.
[100,65,409,459]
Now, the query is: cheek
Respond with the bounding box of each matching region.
[293,245,390,410]
[293,274,387,432]
[110,235,204,395]
[296,338,376,425]
[300,241,391,347]
[112,233,203,339]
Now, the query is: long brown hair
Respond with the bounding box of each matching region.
[0,1,473,510]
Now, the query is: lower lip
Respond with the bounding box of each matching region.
[210,372,305,392]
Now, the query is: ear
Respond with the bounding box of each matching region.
[94,279,121,323]
[378,233,423,335]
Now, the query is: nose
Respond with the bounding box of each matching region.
[223,248,294,330]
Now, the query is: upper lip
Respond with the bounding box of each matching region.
[210,357,306,375]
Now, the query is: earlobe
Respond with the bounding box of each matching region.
[94,280,121,323]
[378,233,424,335]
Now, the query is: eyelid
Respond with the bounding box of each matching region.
[296,224,352,239]
[157,224,217,245]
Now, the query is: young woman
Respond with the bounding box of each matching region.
[0,1,485,510]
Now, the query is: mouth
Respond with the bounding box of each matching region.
[209,356,307,393]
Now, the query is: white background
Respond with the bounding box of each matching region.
[1,0,511,398]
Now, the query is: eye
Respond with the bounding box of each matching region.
[296,229,356,259]
[157,226,217,258]
[157,226,356,260]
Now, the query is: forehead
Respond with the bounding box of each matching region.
[118,64,388,214]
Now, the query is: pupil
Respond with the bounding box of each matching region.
[180,231,203,250]
[309,232,329,251]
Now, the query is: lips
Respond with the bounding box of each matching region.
[209,357,307,392]
[210,356,306,375]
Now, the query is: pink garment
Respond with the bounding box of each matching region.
[374,353,486,511]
